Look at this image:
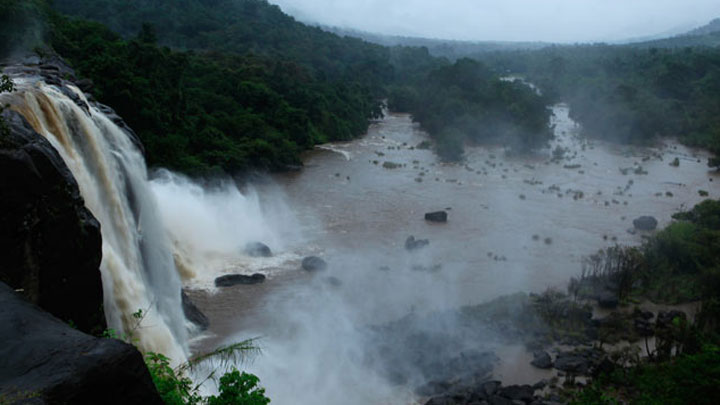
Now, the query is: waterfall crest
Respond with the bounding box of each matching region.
[7,79,188,362]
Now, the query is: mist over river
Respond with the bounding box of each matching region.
[175,105,718,404]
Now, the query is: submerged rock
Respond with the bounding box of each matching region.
[0,282,162,405]
[425,211,448,223]
[405,235,430,251]
[302,256,328,272]
[633,216,658,231]
[244,241,272,257]
[214,273,266,287]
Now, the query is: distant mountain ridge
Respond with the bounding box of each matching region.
[628,17,720,48]
[322,25,550,60]
[685,18,720,36]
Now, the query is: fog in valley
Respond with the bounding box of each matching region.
[271,0,720,42]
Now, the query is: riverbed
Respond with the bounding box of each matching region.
[183,104,718,404]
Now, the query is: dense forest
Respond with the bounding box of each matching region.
[1,0,552,173]
[388,57,552,160]
[480,44,720,166]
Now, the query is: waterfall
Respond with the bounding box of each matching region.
[6,78,188,362]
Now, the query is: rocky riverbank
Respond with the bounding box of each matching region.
[361,285,698,405]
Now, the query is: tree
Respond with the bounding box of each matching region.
[206,370,270,405]
[137,23,157,44]
[0,75,16,137]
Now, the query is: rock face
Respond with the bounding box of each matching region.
[244,242,272,257]
[633,216,658,231]
[302,256,328,272]
[405,235,430,251]
[0,110,104,334]
[0,282,163,405]
[425,211,448,223]
[214,273,266,287]
[181,290,209,331]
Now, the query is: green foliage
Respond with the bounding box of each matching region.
[146,352,202,405]
[144,340,266,405]
[0,74,15,137]
[641,201,720,305]
[0,0,50,58]
[572,345,720,405]
[101,328,120,339]
[181,340,259,375]
[206,370,270,405]
[46,12,384,175]
[571,245,644,302]
[145,353,270,405]
[389,58,552,161]
[482,45,720,162]
[43,0,554,171]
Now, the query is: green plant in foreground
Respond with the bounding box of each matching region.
[145,342,269,405]
[206,370,270,405]
[101,306,267,404]
[146,352,202,405]
[144,338,264,404]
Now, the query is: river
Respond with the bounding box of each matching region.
[180,104,718,404]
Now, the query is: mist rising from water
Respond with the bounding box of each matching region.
[149,170,303,286]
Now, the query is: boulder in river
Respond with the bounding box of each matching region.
[302,256,328,272]
[181,290,209,331]
[425,211,448,223]
[244,241,272,257]
[0,282,162,405]
[530,350,553,369]
[405,235,430,251]
[633,216,658,231]
[214,273,266,287]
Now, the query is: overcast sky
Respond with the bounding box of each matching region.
[268,0,720,43]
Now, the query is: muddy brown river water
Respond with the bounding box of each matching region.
[185,105,718,404]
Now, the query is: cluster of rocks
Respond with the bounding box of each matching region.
[423,380,562,405]
[213,238,330,287]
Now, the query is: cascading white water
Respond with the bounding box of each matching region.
[6,79,187,362]
[149,169,303,288]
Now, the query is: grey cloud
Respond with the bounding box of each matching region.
[269,0,720,42]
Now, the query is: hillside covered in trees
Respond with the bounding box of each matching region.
[1,0,553,174]
[480,42,720,166]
